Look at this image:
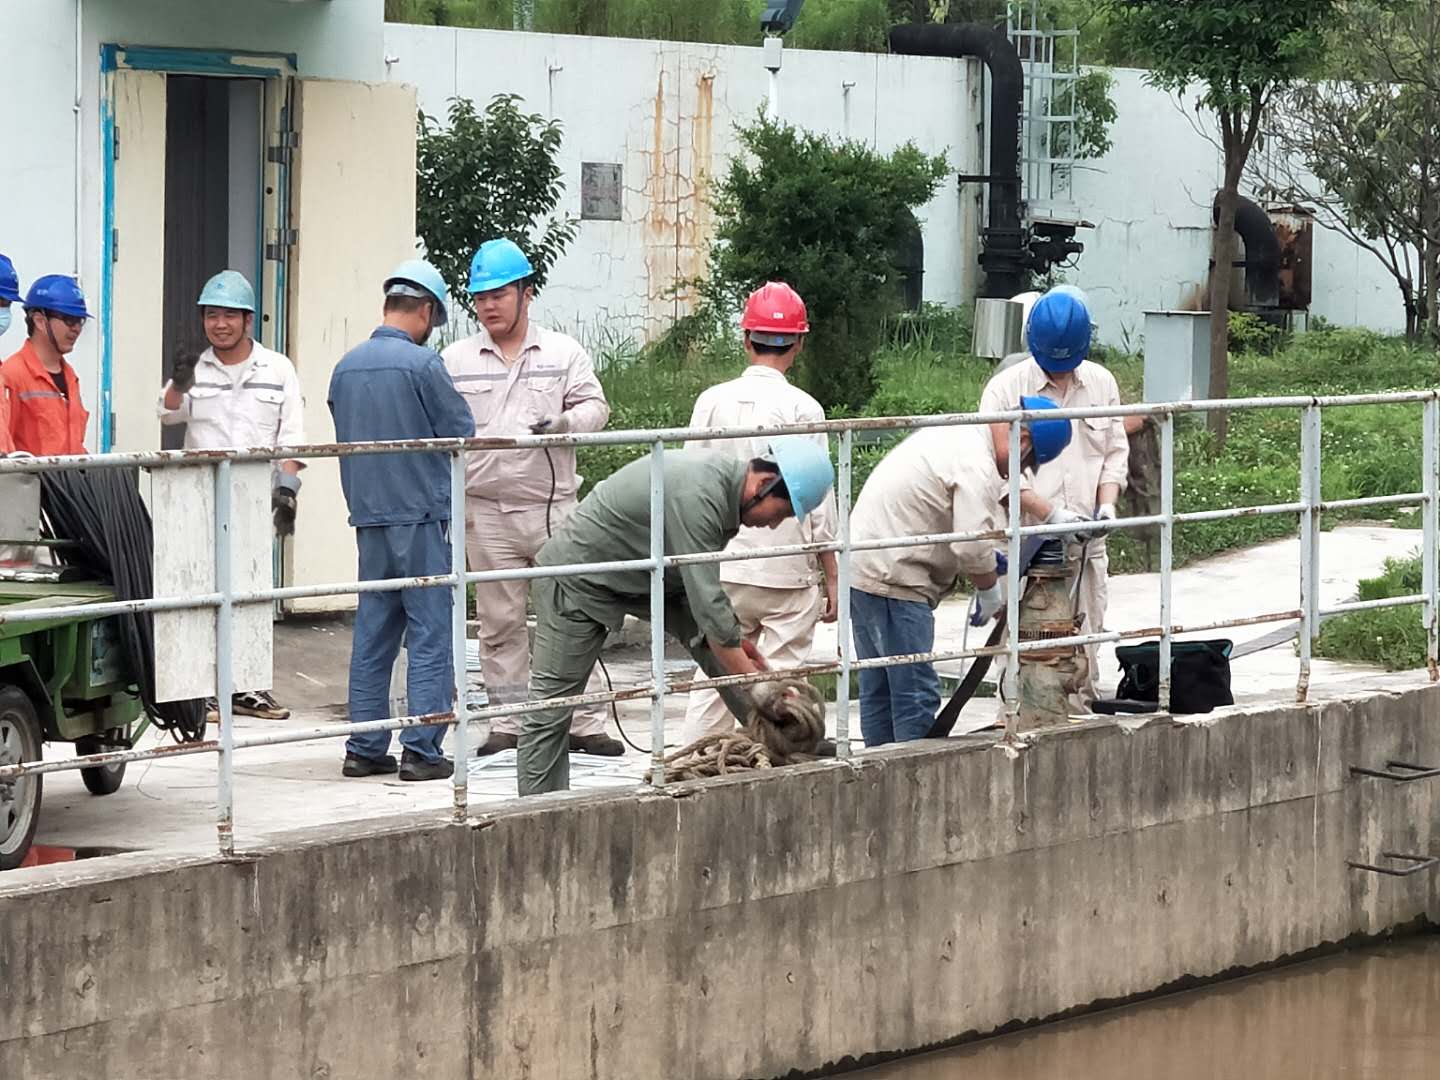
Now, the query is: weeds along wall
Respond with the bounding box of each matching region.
[382,24,984,348]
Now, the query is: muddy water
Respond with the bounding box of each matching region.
[852,936,1440,1079]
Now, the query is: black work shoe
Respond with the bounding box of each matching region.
[399,750,455,782]
[569,733,625,756]
[476,731,519,756]
[342,753,398,777]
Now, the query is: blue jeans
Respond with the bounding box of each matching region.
[850,588,940,746]
[346,522,453,763]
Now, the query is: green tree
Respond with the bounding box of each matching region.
[705,116,949,412]
[1260,0,1440,341]
[1105,1,1344,446]
[415,94,578,320]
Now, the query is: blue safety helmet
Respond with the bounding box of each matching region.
[24,274,91,319]
[0,253,21,303]
[197,269,256,313]
[1020,394,1072,466]
[1026,288,1091,373]
[468,239,534,294]
[383,258,449,327]
[768,435,835,519]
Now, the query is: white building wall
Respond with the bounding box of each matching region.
[1069,68,1408,347]
[0,0,385,442]
[381,25,984,347]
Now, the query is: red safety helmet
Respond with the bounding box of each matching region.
[740,281,809,345]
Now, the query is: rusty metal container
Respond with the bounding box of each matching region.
[1268,205,1314,310]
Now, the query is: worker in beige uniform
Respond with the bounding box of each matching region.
[160,270,305,722]
[681,282,839,743]
[849,399,1073,745]
[442,239,622,757]
[978,286,1128,706]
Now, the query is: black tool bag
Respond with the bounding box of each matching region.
[1114,639,1234,714]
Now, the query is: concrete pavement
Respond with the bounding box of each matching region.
[28,525,1426,858]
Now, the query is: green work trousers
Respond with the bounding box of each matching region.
[518,578,752,795]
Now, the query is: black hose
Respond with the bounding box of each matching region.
[542,445,648,753]
[39,468,209,742]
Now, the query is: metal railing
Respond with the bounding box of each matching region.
[1,391,1437,858]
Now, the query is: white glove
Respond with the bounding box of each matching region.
[1044,505,1089,544]
[1095,503,1117,521]
[970,582,1004,626]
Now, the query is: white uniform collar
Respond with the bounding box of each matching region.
[741,365,789,381]
[200,340,269,372]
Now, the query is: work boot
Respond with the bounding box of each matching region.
[569,733,625,756]
[399,750,455,782]
[476,731,519,756]
[232,690,290,720]
[342,753,398,778]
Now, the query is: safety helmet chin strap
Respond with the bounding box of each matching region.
[503,281,527,341]
[740,464,790,517]
[41,312,63,360]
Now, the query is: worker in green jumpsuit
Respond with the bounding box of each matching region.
[518,435,835,794]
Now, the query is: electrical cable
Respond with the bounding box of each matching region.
[39,468,209,742]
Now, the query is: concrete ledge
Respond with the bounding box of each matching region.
[3,686,1438,1078]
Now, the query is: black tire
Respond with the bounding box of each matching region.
[0,686,43,871]
[76,733,127,797]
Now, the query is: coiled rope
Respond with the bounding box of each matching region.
[646,677,826,781]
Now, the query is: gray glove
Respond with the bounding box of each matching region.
[272,472,301,537]
[1044,505,1090,544]
[529,412,571,435]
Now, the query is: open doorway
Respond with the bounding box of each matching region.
[158,75,264,450]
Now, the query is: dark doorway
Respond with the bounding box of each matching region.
[160,75,263,449]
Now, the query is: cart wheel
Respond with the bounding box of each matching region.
[76,734,127,797]
[0,686,43,871]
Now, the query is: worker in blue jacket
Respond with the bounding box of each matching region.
[328,259,476,781]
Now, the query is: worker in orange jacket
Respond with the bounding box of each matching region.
[1,274,91,456]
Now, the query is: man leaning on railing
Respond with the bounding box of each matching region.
[516,437,836,795]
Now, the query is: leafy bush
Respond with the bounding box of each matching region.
[704,116,949,413]
[416,94,577,319]
[1314,554,1429,670]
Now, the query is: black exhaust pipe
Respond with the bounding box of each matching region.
[889,23,1026,298]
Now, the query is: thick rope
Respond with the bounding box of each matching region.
[646,677,827,781]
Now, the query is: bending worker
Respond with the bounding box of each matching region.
[0,253,22,453]
[849,398,1072,745]
[160,270,305,722]
[978,286,1127,706]
[328,260,476,782]
[2,275,91,455]
[681,282,838,743]
[442,239,621,757]
[518,436,835,795]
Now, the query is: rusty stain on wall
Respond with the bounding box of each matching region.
[636,52,725,338]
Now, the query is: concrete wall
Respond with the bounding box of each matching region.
[1069,68,1409,347]
[382,24,984,348]
[0,0,386,441]
[3,685,1436,1078]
